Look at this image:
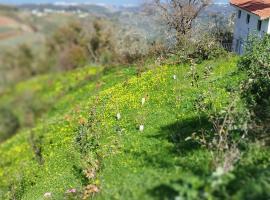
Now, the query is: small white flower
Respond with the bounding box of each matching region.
[175,196,183,200]
[173,75,177,80]
[44,192,52,198]
[141,98,146,105]
[139,125,144,132]
[213,167,224,177]
[116,113,121,120]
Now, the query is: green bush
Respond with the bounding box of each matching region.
[0,107,20,142]
[59,45,88,71]
[165,34,227,65]
[191,36,227,62]
[238,34,270,141]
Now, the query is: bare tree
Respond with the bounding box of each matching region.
[153,0,211,41]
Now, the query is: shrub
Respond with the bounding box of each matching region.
[0,107,20,142]
[0,44,36,86]
[190,35,227,62]
[59,45,88,71]
[238,34,270,142]
[164,34,227,65]
[208,13,234,44]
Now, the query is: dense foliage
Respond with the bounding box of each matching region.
[238,35,270,142]
[0,107,19,142]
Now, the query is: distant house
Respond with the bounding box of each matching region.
[230,0,270,54]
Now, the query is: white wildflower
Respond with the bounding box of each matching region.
[173,75,177,80]
[44,192,52,198]
[139,125,144,132]
[141,98,146,105]
[116,113,121,120]
[175,196,183,200]
[213,167,224,177]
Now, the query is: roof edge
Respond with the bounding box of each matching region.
[230,2,270,20]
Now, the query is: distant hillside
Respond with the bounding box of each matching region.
[18,3,114,16]
[203,3,234,17]
[0,15,33,39]
[0,3,235,51]
[0,4,18,12]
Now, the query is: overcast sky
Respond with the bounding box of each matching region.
[0,0,228,5]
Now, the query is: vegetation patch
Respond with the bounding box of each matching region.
[1,55,269,199]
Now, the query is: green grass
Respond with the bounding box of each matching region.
[0,64,137,199]
[0,56,270,200]
[0,66,101,128]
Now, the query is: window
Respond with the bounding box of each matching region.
[236,39,239,52]
[257,20,262,31]
[246,14,250,24]
[238,10,242,18]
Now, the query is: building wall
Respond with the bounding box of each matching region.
[232,7,269,54]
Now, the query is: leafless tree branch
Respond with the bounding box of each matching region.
[153,0,211,41]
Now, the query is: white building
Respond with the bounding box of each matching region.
[230,0,270,54]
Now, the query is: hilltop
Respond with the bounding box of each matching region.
[0,55,269,199]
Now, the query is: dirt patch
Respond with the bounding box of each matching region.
[0,16,17,26]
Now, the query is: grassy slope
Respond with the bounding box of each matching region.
[86,56,269,200]
[0,65,137,199]
[0,66,102,126]
[0,56,269,199]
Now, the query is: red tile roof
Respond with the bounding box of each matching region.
[230,0,270,19]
